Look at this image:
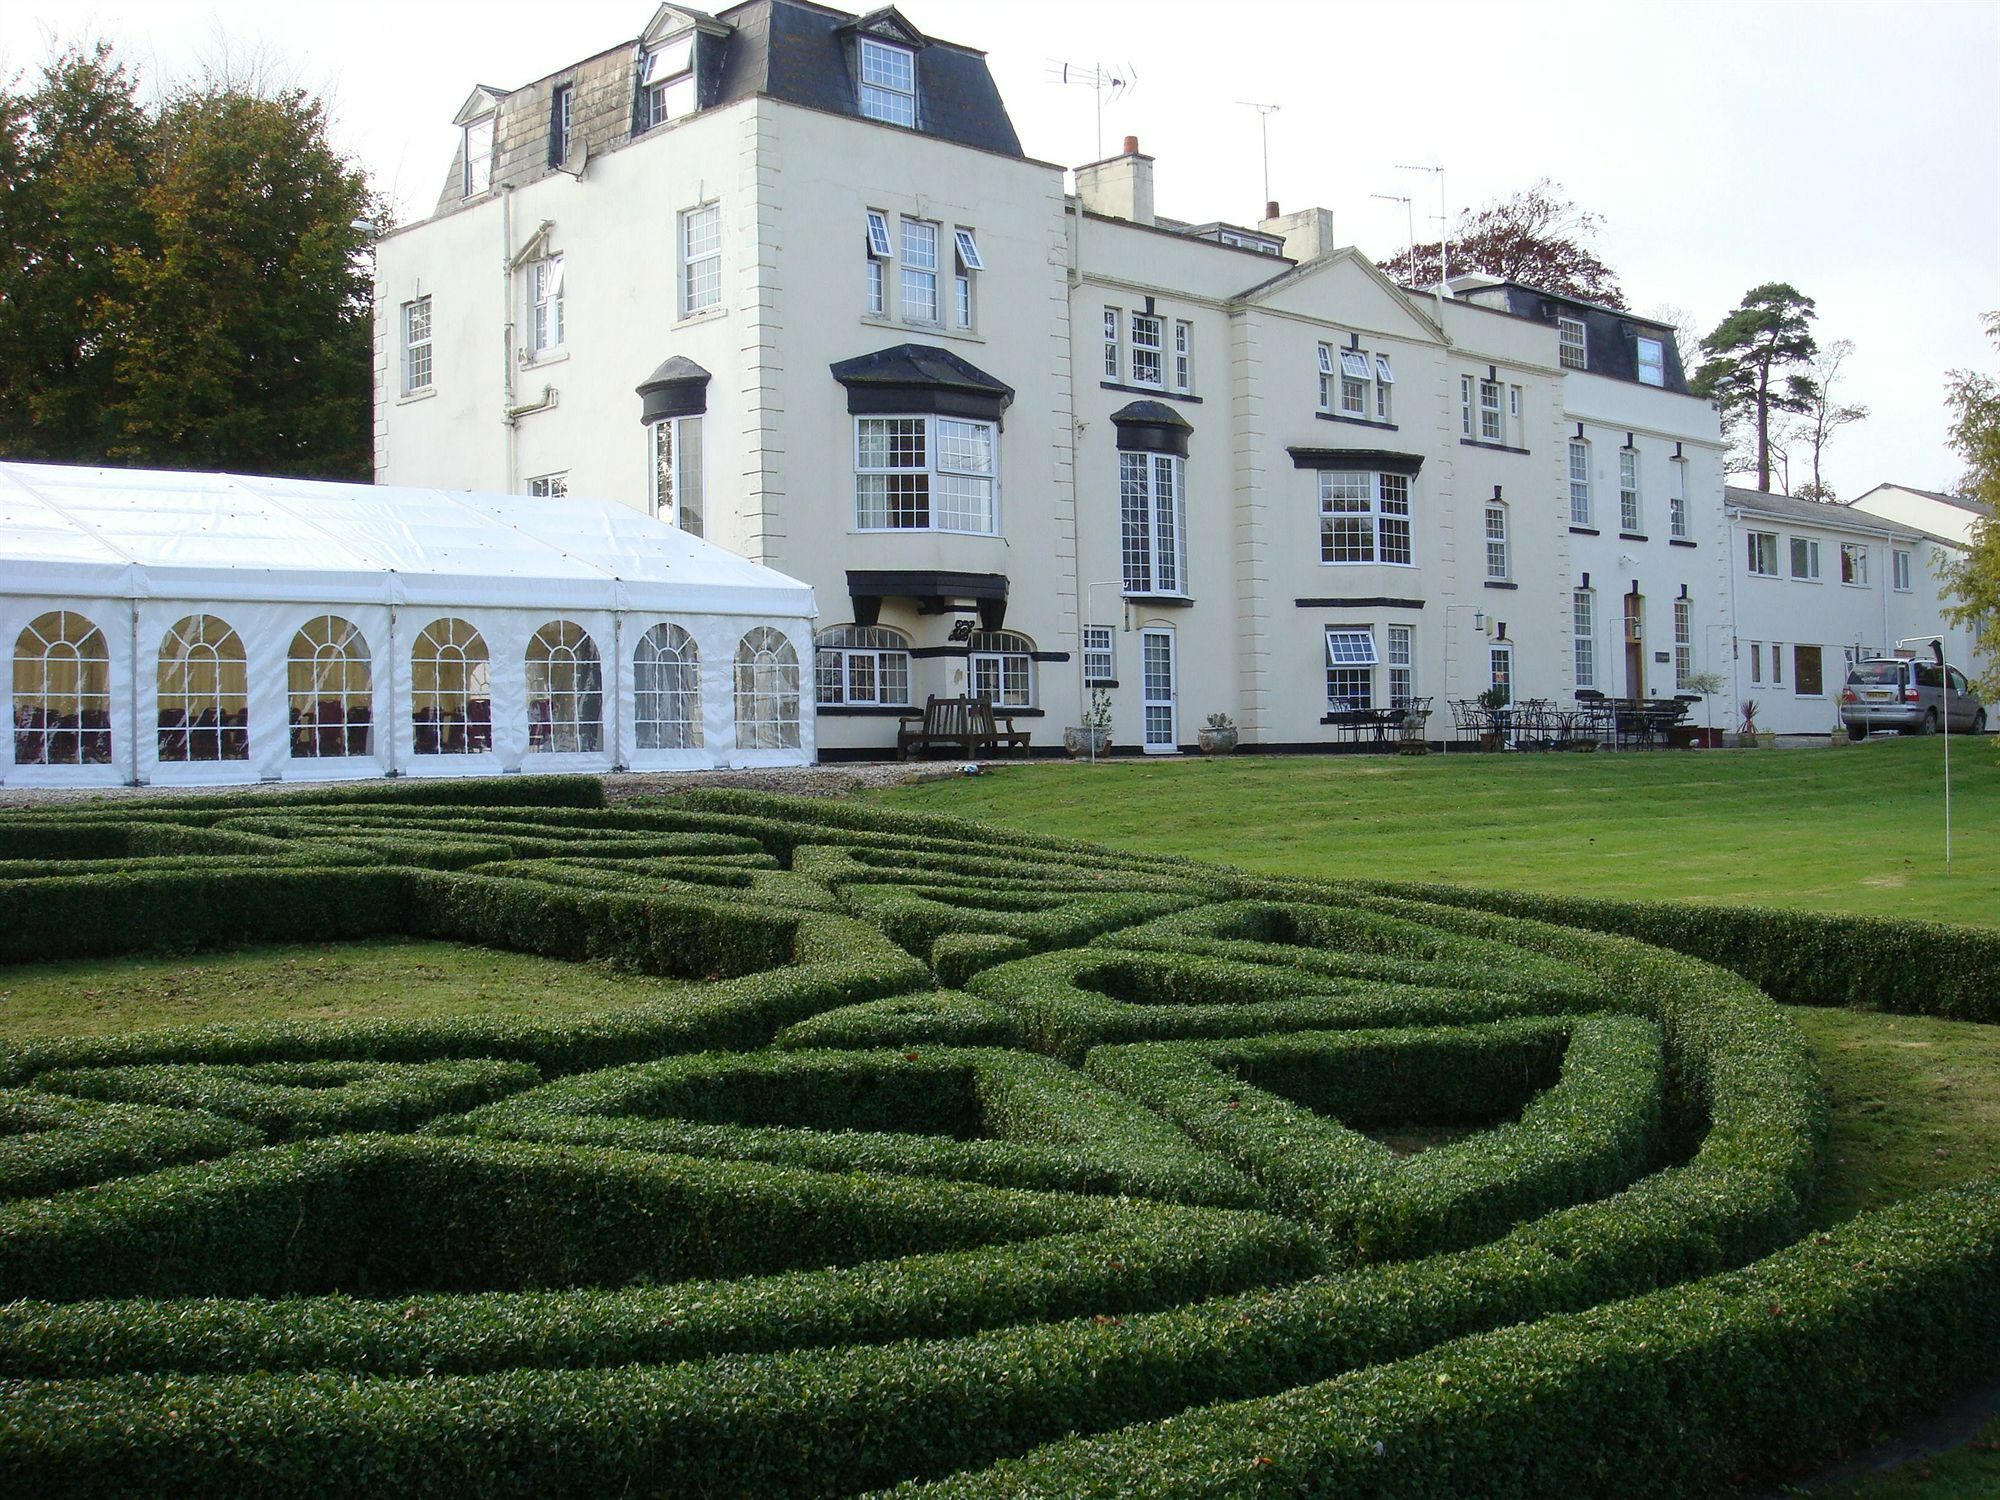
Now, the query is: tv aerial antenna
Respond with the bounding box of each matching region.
[1236,101,1279,210]
[1051,60,1138,160]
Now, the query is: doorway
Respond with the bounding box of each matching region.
[1141,628,1177,753]
[1623,589,1645,698]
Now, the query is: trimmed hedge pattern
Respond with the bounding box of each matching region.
[0,780,1990,1496]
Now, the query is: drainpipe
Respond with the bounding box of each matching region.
[1724,505,1742,723]
[501,186,517,493]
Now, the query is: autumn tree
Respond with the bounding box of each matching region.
[1376,179,1626,308]
[1691,283,1820,494]
[1940,312,2000,701]
[0,44,382,480]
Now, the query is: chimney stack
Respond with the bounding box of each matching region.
[1259,205,1336,263]
[1074,136,1156,227]
[1265,200,1280,220]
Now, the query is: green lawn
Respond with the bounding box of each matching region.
[869,737,2000,926]
[0,938,674,1044]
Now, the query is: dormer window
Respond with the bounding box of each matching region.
[461,114,494,198]
[858,37,916,126]
[1636,336,1666,387]
[1558,315,1587,370]
[641,32,697,130]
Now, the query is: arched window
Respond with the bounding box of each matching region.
[158,615,248,763]
[634,624,702,750]
[734,626,800,750]
[814,625,911,706]
[411,617,491,755]
[13,611,112,766]
[969,629,1034,708]
[525,620,602,754]
[287,616,372,759]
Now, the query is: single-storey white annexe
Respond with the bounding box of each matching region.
[1,463,816,787]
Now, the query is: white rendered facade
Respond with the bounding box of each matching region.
[375,0,1966,757]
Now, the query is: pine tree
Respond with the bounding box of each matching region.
[1691,284,1820,493]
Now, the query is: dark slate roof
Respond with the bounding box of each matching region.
[636,355,713,391]
[830,343,1014,403]
[1459,281,1690,394]
[1108,400,1193,430]
[1725,486,1921,536]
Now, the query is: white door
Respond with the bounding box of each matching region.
[1141,628,1177,753]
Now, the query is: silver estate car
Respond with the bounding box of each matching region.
[1839,658,1986,739]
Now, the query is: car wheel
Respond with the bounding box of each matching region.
[1847,725,1868,742]
[1976,710,1989,735]
[1920,709,1939,735]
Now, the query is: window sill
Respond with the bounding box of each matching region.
[520,349,570,371]
[1482,580,1519,590]
[1669,538,1698,549]
[816,705,919,717]
[1315,412,1397,430]
[1100,380,1200,404]
[1748,571,1781,580]
[1619,532,1648,542]
[1460,438,1531,455]
[864,314,985,345]
[396,389,437,407]
[674,305,728,330]
[1840,582,1873,590]
[1569,525,1599,535]
[1123,591,1195,607]
[1318,560,1417,569]
[1084,678,1119,689]
[850,527,1002,538]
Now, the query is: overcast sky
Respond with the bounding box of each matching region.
[7,0,1997,498]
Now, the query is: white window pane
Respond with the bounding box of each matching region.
[1324,629,1378,666]
[1373,354,1394,383]
[645,34,695,84]
[954,227,983,271]
[866,210,893,258]
[1339,349,1370,380]
[1317,344,1334,375]
[936,419,993,474]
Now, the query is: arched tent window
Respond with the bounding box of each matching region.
[525,620,603,753]
[287,615,372,759]
[969,629,1034,708]
[411,617,492,755]
[13,611,112,766]
[634,624,702,750]
[734,626,800,749]
[815,624,911,706]
[157,614,248,763]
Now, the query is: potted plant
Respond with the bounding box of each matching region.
[1737,698,1763,749]
[1197,712,1238,755]
[1063,688,1113,759]
[1476,684,1510,752]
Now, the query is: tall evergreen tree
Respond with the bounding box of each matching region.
[1691,284,1820,493]
[0,45,382,480]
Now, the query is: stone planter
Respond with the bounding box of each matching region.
[1197,726,1238,755]
[1063,726,1111,758]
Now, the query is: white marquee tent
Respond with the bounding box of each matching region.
[1,463,817,787]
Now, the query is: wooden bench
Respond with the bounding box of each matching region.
[895,696,1032,760]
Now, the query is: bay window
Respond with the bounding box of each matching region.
[1120,451,1186,594]
[854,414,997,533]
[1319,471,1413,566]
[649,415,704,534]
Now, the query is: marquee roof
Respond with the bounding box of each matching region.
[0,463,813,617]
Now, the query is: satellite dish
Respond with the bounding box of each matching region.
[562,135,590,180]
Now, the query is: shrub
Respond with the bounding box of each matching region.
[0,1091,258,1199]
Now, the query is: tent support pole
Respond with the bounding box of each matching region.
[384,605,400,778]
[127,599,142,786]
[611,611,626,771]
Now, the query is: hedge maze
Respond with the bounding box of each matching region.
[0,777,1996,1497]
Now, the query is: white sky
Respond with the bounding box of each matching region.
[7,0,1997,498]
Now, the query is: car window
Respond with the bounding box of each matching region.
[1949,668,1969,694]
[1915,663,1943,689]
[1848,662,1903,687]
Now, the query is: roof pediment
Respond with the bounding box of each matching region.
[451,86,507,126]
[641,4,731,44]
[1235,246,1445,344]
[840,7,928,49]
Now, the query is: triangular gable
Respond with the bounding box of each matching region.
[1235,247,1445,344]
[451,86,507,126]
[641,3,730,45]
[842,7,928,48]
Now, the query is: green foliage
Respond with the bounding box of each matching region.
[0,44,381,478]
[1941,311,2000,702]
[0,786,1992,1496]
[1692,281,1821,492]
[1375,178,1626,307]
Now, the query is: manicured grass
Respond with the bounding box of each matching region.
[870,737,2000,927]
[0,939,669,1043]
[1805,1415,2000,1498]
[1791,1007,2000,1228]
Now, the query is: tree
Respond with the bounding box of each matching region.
[1376,179,1626,308]
[0,45,382,480]
[1779,340,1869,501]
[1691,284,1820,494]
[1940,312,2000,700]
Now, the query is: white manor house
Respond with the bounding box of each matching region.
[371,0,1984,756]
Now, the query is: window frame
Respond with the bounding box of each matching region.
[1790,536,1820,581]
[1324,626,1379,712]
[1636,336,1666,387]
[527,254,565,357]
[678,202,722,318]
[401,296,434,396]
[857,36,917,127]
[1892,548,1913,593]
[1120,450,1188,596]
[1318,470,1413,567]
[1558,315,1587,370]
[815,625,914,708]
[1173,319,1192,393]
[648,413,705,534]
[1568,439,1592,526]
[1082,625,1115,684]
[1840,542,1870,587]
[640,32,697,131]
[1104,308,1122,379]
[461,115,494,198]
[1668,458,1689,540]
[899,217,939,325]
[1673,598,1693,690]
[1129,313,1164,388]
[1573,589,1596,688]
[1478,379,1504,442]
[1793,643,1823,697]
[1619,448,1641,532]
[551,84,574,167]
[527,472,569,499]
[1747,531,1779,577]
[1485,500,1510,582]
[968,629,1035,709]
[853,413,998,535]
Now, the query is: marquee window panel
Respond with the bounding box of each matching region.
[634,624,703,750]
[157,614,249,763]
[735,627,801,750]
[287,615,372,759]
[525,620,603,754]
[13,611,112,767]
[411,617,492,756]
